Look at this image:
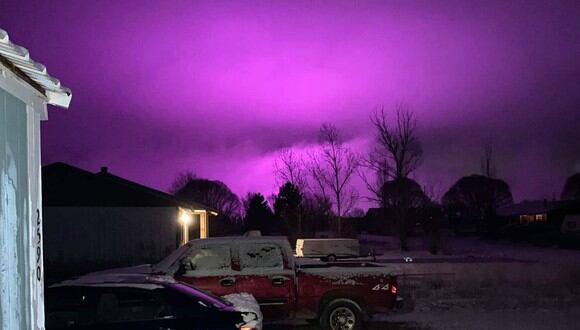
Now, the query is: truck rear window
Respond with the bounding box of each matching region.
[240,243,284,270]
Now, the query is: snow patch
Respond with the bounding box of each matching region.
[241,243,284,270]
[301,266,393,286]
[71,283,164,290]
[222,293,263,330]
[189,245,231,270]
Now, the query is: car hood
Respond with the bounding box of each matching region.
[87,264,153,276]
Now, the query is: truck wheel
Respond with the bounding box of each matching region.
[320,299,362,330]
[326,254,337,262]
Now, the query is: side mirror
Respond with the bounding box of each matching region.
[176,262,187,276]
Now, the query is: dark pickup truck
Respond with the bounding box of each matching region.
[96,236,400,329]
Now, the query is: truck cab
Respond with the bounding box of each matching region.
[171,237,296,319]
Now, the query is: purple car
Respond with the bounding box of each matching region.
[46,273,262,330]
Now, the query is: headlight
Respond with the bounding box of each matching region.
[239,326,254,330]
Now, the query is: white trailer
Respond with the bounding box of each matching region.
[295,238,362,261]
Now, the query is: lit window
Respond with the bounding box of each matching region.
[520,215,535,224]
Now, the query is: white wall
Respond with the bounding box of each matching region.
[0,65,46,330]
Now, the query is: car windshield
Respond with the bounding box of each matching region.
[151,244,191,274]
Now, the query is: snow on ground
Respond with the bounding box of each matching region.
[361,234,580,263]
[279,236,580,329]
[358,236,580,329]
[379,307,580,330]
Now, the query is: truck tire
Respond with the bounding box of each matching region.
[319,298,363,330]
[326,254,337,262]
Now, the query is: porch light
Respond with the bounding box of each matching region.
[179,209,193,225]
[179,208,193,245]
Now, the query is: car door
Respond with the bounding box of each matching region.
[174,243,239,296]
[45,286,98,330]
[90,287,177,330]
[234,242,295,319]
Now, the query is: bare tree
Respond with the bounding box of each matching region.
[362,104,423,250]
[360,104,422,201]
[308,153,330,202]
[308,123,359,236]
[480,143,495,178]
[422,179,442,203]
[171,172,242,221]
[372,104,422,179]
[301,192,333,234]
[358,147,390,205]
[273,149,310,236]
[273,148,308,190]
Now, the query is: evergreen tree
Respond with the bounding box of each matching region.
[274,182,302,235]
[243,193,275,234]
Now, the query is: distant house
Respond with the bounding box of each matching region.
[1,28,72,329]
[42,162,216,277]
[496,200,580,227]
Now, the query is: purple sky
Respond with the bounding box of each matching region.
[2,0,579,207]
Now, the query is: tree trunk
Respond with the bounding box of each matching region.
[399,210,408,251]
[336,196,342,237]
[398,182,409,251]
[297,209,302,236]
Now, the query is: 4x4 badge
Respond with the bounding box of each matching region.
[372,284,390,291]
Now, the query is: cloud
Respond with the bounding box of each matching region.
[2,0,578,206]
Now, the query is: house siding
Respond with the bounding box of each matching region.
[0,80,46,330]
[43,206,181,279]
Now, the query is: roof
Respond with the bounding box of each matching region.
[0,28,71,108]
[42,162,216,212]
[364,206,439,219]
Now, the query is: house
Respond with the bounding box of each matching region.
[0,29,72,330]
[42,162,217,278]
[496,200,580,226]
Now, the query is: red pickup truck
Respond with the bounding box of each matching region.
[98,236,400,329]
